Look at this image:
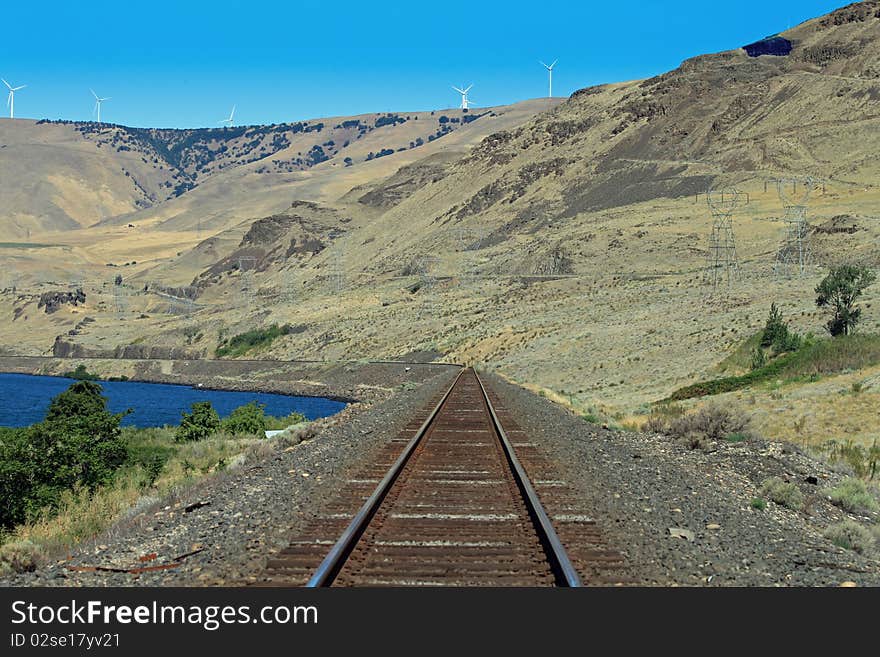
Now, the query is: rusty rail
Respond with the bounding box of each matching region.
[302,368,581,587]
[306,369,465,587]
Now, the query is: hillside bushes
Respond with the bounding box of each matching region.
[215,324,293,358]
[668,333,880,402]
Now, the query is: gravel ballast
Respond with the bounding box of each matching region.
[4,365,878,587]
[485,373,880,586]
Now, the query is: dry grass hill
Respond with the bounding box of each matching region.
[2,1,880,452]
[0,102,550,238]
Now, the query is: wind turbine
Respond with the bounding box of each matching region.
[219,105,235,126]
[3,79,26,119]
[90,89,111,123]
[452,84,473,110]
[540,59,557,98]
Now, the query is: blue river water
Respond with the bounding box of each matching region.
[0,372,346,428]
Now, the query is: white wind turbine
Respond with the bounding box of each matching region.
[540,59,557,98]
[219,105,235,126]
[452,84,473,110]
[91,89,111,123]
[3,79,26,119]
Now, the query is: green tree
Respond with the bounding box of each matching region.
[815,265,877,337]
[62,364,99,381]
[0,428,33,527]
[0,381,128,527]
[221,402,268,435]
[175,401,220,442]
[761,303,786,348]
[38,381,128,488]
[760,303,801,353]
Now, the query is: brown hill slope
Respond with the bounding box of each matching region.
[0,102,552,238]
[4,2,880,425]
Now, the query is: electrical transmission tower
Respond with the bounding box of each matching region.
[113,282,127,317]
[329,249,346,295]
[417,256,440,318]
[282,268,297,304]
[166,291,195,316]
[456,224,485,285]
[774,177,815,278]
[238,256,257,306]
[705,187,745,289]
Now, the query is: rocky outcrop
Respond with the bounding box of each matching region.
[52,337,204,360]
[38,289,86,314]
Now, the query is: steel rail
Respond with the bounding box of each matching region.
[306,368,465,587]
[474,370,583,587]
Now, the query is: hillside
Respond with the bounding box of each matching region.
[0,101,553,238]
[2,1,880,438]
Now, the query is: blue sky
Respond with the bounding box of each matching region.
[0,0,846,128]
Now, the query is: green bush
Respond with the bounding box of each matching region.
[215,324,293,358]
[582,412,602,424]
[750,497,767,510]
[823,520,875,554]
[820,439,880,479]
[0,381,128,528]
[824,477,879,513]
[0,539,40,575]
[815,265,876,337]
[667,334,880,401]
[661,405,749,446]
[123,434,174,486]
[222,402,268,435]
[761,303,786,348]
[175,402,220,442]
[264,411,307,431]
[760,477,804,510]
[62,364,100,381]
[749,347,766,371]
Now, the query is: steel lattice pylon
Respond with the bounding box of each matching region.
[455,224,485,286]
[417,255,440,318]
[705,187,745,290]
[774,177,815,278]
[113,283,127,317]
[238,256,257,307]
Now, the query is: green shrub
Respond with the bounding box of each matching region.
[215,324,293,358]
[761,303,786,348]
[664,405,749,443]
[0,539,40,575]
[667,334,880,401]
[815,265,876,337]
[750,497,767,510]
[750,347,766,371]
[123,435,174,486]
[821,439,880,480]
[760,477,804,510]
[823,520,875,554]
[62,364,100,381]
[264,411,307,431]
[0,381,128,528]
[222,402,268,435]
[175,402,220,442]
[824,477,879,513]
[725,432,749,443]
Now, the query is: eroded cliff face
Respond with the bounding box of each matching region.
[52,337,204,361]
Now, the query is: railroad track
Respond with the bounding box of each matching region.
[259,368,624,586]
